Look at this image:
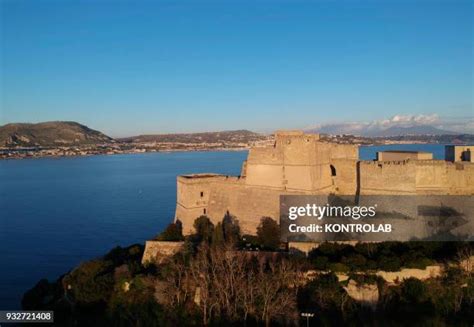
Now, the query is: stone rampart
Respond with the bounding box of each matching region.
[141,241,184,264]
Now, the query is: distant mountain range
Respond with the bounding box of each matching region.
[367,125,456,137]
[306,123,460,137]
[118,130,266,144]
[1,120,471,148]
[0,121,113,147]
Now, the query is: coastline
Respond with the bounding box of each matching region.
[0,145,252,160]
[0,139,460,160]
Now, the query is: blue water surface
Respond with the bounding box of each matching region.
[0,151,247,309]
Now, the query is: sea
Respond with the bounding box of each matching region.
[0,144,447,309]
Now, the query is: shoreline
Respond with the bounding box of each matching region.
[0,140,457,161]
[0,146,252,160]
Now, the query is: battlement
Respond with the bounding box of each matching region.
[178,174,228,184]
[181,173,222,179]
[274,131,321,146]
[361,160,413,166]
[274,130,308,137]
[415,159,454,166]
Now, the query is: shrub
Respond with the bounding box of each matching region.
[256,217,280,250]
[193,215,214,243]
[327,262,350,273]
[155,221,184,241]
[313,256,329,270]
[63,260,115,304]
[400,278,428,304]
[378,255,401,271]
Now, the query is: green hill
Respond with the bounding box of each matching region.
[0,121,114,147]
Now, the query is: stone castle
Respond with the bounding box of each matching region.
[174,131,474,235]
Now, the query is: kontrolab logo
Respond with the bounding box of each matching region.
[288,204,377,221]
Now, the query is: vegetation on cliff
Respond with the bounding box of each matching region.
[306,241,465,272]
[23,215,474,326]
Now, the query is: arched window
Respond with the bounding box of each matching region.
[330,165,337,177]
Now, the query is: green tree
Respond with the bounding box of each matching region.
[222,212,241,244]
[212,222,225,246]
[193,215,214,243]
[400,278,428,304]
[62,260,114,304]
[155,221,184,241]
[256,217,280,250]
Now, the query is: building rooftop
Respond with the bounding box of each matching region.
[380,150,431,154]
[274,130,305,136]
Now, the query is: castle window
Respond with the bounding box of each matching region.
[330,165,337,177]
[203,208,207,215]
[200,191,204,197]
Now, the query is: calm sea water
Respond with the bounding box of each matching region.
[0,144,446,309]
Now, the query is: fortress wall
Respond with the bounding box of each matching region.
[175,175,229,234]
[240,160,247,177]
[414,161,474,194]
[313,164,334,191]
[175,204,208,235]
[331,158,358,194]
[359,160,474,195]
[415,160,449,193]
[245,163,285,189]
[176,176,220,208]
[141,241,184,265]
[359,161,417,194]
[281,136,320,165]
[284,165,314,191]
[444,162,474,194]
[175,175,284,235]
[284,164,333,192]
[206,182,284,235]
[378,152,433,161]
[246,145,285,188]
[314,143,331,165]
[247,146,281,164]
[246,138,357,192]
[173,132,474,236]
[326,143,359,160]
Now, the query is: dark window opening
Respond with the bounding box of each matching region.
[330,165,337,177]
[203,208,206,215]
[200,191,204,197]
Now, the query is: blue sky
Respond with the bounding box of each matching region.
[1,0,472,137]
